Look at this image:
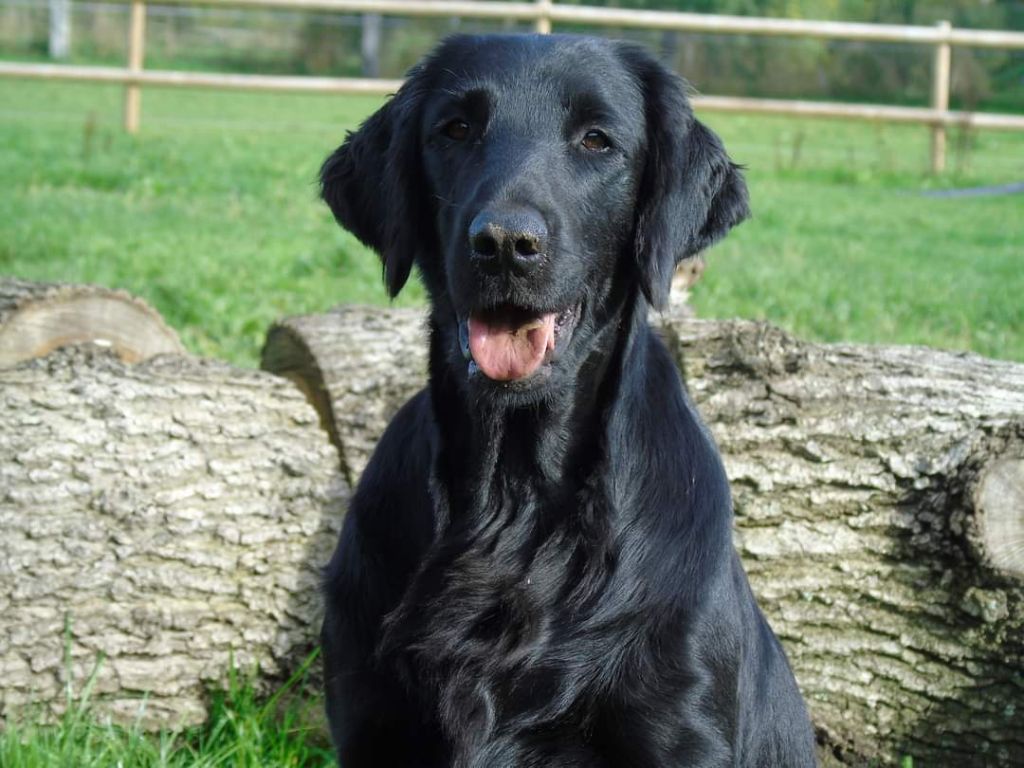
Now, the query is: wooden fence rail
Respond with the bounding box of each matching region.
[3,0,1024,172]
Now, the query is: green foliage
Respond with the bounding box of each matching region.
[1,79,1021,366]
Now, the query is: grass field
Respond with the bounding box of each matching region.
[0,77,1020,765]
[0,645,335,767]
[1,78,1022,365]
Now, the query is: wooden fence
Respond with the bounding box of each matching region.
[3,0,1024,171]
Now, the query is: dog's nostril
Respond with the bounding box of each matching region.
[514,237,540,258]
[468,213,501,261]
[471,232,499,259]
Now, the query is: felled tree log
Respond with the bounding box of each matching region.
[0,345,347,729]
[262,305,1024,767]
[0,277,185,368]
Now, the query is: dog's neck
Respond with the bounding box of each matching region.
[427,289,647,526]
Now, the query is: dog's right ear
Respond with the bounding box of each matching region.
[320,70,430,298]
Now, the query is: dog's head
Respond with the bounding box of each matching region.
[321,35,748,404]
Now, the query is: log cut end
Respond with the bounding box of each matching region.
[0,277,185,367]
[261,320,340,458]
[974,456,1024,577]
[261,305,429,481]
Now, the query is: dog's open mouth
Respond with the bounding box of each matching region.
[459,304,580,382]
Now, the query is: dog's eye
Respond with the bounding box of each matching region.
[581,129,611,152]
[442,119,471,141]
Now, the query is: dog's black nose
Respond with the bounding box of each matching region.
[468,208,548,274]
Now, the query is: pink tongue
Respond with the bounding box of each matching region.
[468,312,557,381]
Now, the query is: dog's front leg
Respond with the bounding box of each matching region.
[321,391,443,766]
[321,534,449,767]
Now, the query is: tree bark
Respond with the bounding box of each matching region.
[0,345,347,729]
[0,278,185,368]
[262,305,1024,767]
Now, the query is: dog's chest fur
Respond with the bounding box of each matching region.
[383,416,640,749]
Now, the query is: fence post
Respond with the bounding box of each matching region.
[535,0,551,34]
[123,0,146,133]
[930,19,952,173]
[361,13,382,78]
[48,0,71,59]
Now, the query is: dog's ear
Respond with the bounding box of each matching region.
[622,46,750,310]
[320,69,431,297]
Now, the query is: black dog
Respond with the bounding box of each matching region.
[319,34,816,767]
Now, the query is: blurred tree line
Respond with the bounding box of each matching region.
[0,0,1021,112]
[236,0,1024,113]
[545,0,1024,111]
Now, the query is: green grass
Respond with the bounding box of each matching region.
[0,635,333,768]
[695,116,1024,361]
[1,79,1022,365]
[0,81,426,363]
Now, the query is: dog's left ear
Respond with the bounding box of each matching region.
[319,68,431,298]
[621,46,750,310]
